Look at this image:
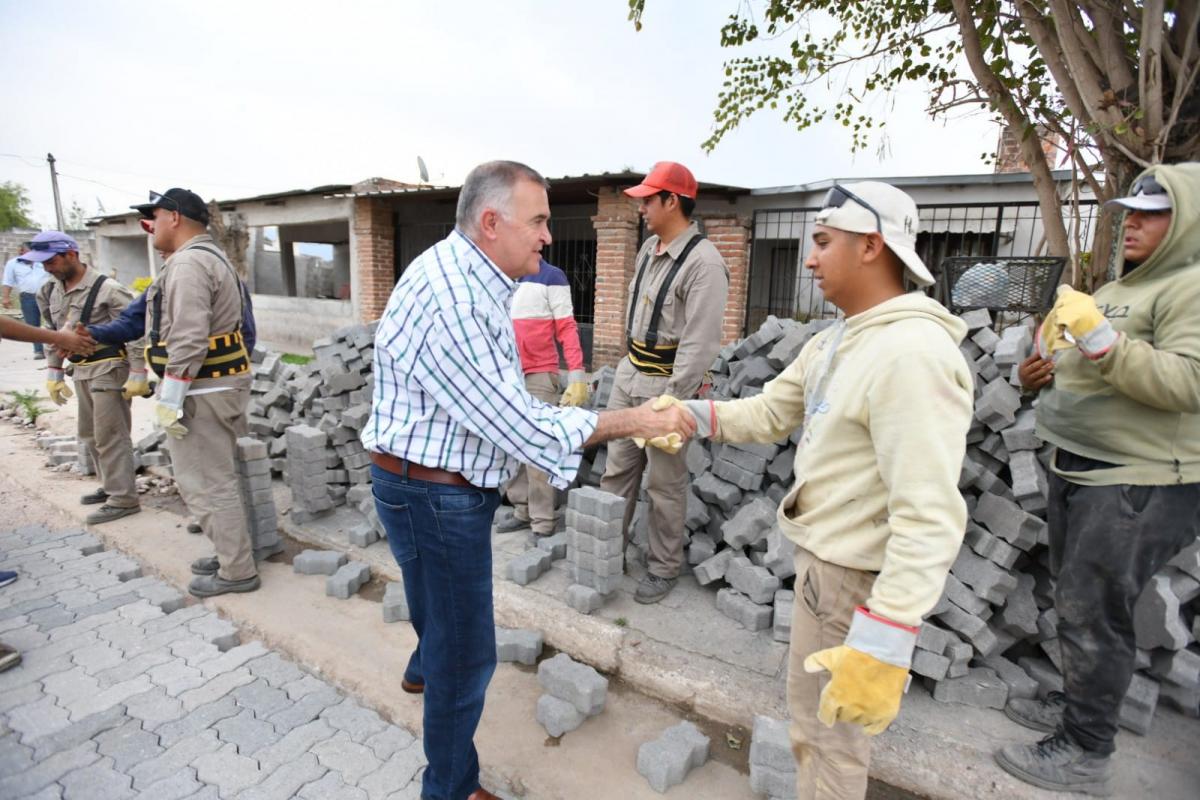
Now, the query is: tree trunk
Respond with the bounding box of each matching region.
[1086,157,1141,289]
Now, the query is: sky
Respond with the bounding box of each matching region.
[0,0,1001,228]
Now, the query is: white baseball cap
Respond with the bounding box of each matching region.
[815,181,934,287]
[1105,173,1172,212]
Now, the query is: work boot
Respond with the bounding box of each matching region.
[187,519,203,534]
[635,574,677,604]
[80,488,109,505]
[995,732,1112,795]
[0,642,20,672]
[191,556,220,576]
[1006,691,1066,732]
[494,508,530,533]
[189,573,260,598]
[85,504,141,525]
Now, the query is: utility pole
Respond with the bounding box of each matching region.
[47,153,65,230]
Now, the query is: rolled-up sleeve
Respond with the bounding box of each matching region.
[410,302,597,488]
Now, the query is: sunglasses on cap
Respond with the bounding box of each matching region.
[147,191,182,214]
[821,184,882,233]
[1130,174,1167,197]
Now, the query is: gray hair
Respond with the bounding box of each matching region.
[455,161,549,237]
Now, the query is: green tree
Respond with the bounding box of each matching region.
[66,200,89,231]
[0,182,34,230]
[629,1,1200,286]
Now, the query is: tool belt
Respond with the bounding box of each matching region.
[145,331,249,380]
[626,234,704,378]
[628,339,677,377]
[46,274,127,366]
[145,242,250,380]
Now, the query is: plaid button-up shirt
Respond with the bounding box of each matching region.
[361,230,597,488]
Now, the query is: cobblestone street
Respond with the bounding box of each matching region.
[0,522,428,800]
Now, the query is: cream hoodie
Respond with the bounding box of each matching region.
[712,293,973,626]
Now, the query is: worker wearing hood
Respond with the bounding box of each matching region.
[1002,163,1200,795]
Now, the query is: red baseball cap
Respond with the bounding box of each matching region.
[624,162,698,200]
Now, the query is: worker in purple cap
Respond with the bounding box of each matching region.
[29,231,143,525]
[599,162,730,604]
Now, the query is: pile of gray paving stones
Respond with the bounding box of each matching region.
[635,720,710,793]
[748,715,796,800]
[573,312,1200,730]
[236,437,283,562]
[0,523,429,800]
[562,487,626,614]
[534,653,608,738]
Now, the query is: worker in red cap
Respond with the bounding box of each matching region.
[599,161,730,603]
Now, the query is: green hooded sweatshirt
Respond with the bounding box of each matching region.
[1037,162,1200,486]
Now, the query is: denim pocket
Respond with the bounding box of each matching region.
[431,488,487,513]
[373,490,417,565]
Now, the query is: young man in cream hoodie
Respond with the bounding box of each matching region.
[660,182,973,799]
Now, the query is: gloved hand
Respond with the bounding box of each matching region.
[633,395,686,453]
[803,607,917,735]
[560,381,590,407]
[1046,285,1118,359]
[122,369,151,400]
[154,375,190,439]
[45,369,73,406]
[1036,308,1071,359]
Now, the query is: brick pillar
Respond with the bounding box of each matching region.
[353,197,394,322]
[702,213,752,344]
[591,187,641,367]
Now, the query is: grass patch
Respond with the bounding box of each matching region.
[9,389,49,423]
[614,617,628,628]
[280,353,313,365]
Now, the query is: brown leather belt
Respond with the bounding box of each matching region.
[370,451,473,487]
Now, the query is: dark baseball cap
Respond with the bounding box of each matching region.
[130,188,210,225]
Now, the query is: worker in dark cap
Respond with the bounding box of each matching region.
[132,188,258,598]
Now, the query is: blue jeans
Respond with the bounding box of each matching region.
[371,464,501,800]
[19,293,42,355]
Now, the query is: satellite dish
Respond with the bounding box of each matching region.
[417,156,429,184]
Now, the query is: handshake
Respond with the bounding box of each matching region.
[50,322,98,359]
[627,395,707,454]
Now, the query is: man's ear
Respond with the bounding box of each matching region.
[479,209,500,241]
[861,231,888,263]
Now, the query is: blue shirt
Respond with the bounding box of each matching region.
[361,230,597,489]
[3,257,48,295]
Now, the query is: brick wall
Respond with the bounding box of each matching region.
[994,124,1058,174]
[590,187,641,367]
[353,197,394,322]
[700,214,751,344]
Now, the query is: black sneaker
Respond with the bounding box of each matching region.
[634,574,677,604]
[995,732,1112,795]
[187,519,203,534]
[1005,691,1066,733]
[80,488,109,506]
[0,642,20,672]
[189,573,261,597]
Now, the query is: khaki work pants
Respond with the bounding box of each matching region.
[74,368,138,509]
[505,372,562,535]
[788,548,878,800]
[168,388,256,581]
[599,376,688,578]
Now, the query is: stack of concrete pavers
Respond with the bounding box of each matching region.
[535,653,608,737]
[636,721,710,793]
[284,424,334,523]
[749,715,797,800]
[563,486,627,613]
[235,436,283,560]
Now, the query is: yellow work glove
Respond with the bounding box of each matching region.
[560,381,589,407]
[121,369,151,400]
[803,607,917,736]
[1047,285,1118,358]
[45,369,73,406]
[154,375,190,439]
[1037,308,1072,358]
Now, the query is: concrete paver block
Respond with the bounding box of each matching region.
[693,549,734,586]
[537,693,585,737]
[721,497,776,549]
[325,562,370,599]
[930,666,1008,709]
[537,653,607,716]
[772,590,794,644]
[716,588,772,631]
[293,550,347,576]
[725,555,781,604]
[382,582,409,623]
[506,549,552,586]
[1119,672,1160,735]
[1134,574,1191,650]
[636,721,710,793]
[566,584,604,615]
[495,627,543,665]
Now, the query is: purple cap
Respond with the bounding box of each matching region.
[18,231,80,263]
